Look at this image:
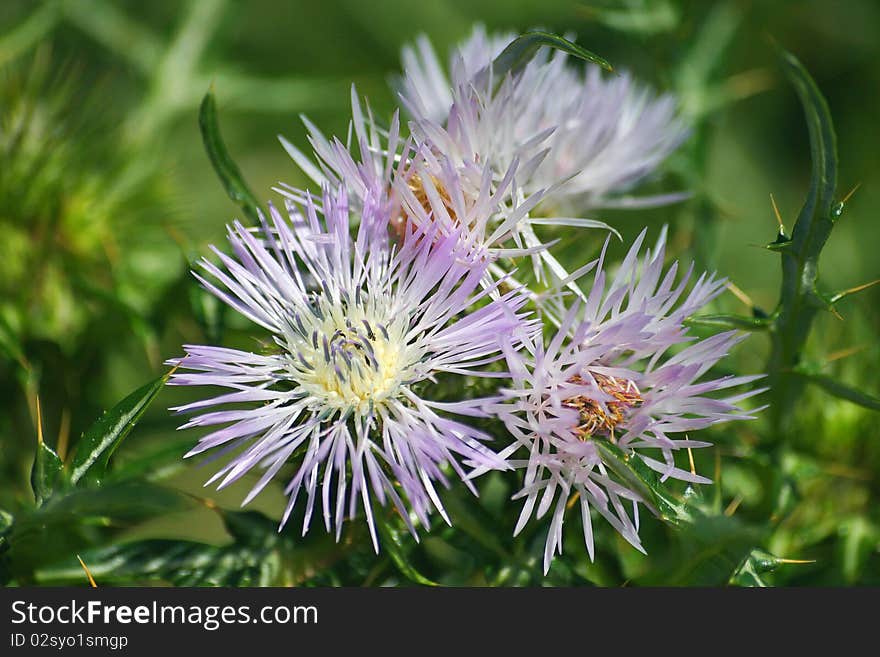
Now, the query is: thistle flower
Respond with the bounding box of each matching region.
[276,87,560,270]
[487,228,764,573]
[168,187,530,549]
[400,25,690,213]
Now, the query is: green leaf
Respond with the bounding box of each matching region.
[4,482,190,583]
[68,370,175,486]
[793,370,880,412]
[593,441,689,523]
[36,509,352,587]
[375,513,439,586]
[199,88,262,224]
[37,539,235,587]
[779,48,838,256]
[31,440,63,506]
[477,32,611,90]
[18,482,189,533]
[639,511,765,586]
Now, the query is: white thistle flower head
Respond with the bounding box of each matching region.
[168,186,534,550]
[400,25,690,213]
[488,228,765,573]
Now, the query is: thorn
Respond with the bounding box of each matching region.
[826,345,866,363]
[566,491,580,510]
[776,557,816,565]
[686,441,697,477]
[829,306,844,321]
[724,68,775,101]
[183,492,219,511]
[726,281,754,309]
[831,279,880,304]
[35,396,44,445]
[724,495,743,517]
[77,555,98,588]
[770,193,785,233]
[840,182,861,205]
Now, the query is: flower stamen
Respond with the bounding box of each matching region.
[564,373,643,440]
[392,173,458,240]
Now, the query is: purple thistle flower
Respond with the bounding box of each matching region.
[276,86,570,272]
[400,25,690,212]
[485,228,765,573]
[168,186,531,550]
[392,142,553,265]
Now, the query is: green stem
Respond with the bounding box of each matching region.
[764,49,839,436]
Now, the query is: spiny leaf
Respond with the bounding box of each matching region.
[729,548,813,587]
[199,88,262,224]
[36,509,349,587]
[594,441,690,524]
[792,370,880,412]
[37,540,242,587]
[68,370,175,486]
[641,511,765,586]
[475,31,611,91]
[375,513,439,586]
[24,482,189,531]
[778,47,838,257]
[30,398,62,506]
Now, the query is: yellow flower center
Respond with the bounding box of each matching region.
[296,314,407,414]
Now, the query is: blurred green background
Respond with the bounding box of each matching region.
[1,0,878,585]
